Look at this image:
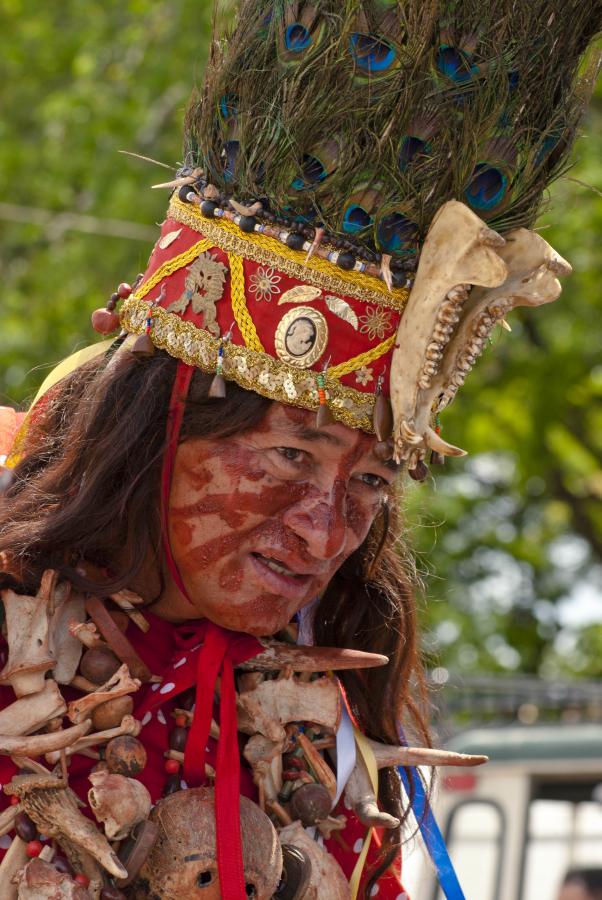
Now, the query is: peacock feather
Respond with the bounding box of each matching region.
[185,0,602,261]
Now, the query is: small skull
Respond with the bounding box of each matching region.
[88,770,151,841]
[130,787,282,899]
[15,858,90,899]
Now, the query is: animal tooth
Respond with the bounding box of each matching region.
[424,425,467,457]
[418,376,432,389]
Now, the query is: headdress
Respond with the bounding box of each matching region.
[84,0,602,479]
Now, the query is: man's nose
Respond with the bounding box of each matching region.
[282,482,348,560]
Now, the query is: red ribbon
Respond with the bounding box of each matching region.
[158,360,263,898]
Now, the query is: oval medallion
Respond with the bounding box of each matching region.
[274,306,329,368]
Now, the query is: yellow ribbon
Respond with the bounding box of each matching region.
[348,729,379,898]
[6,339,114,468]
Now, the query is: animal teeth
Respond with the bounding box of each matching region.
[418,376,432,389]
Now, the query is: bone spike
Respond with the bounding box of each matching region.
[238,642,388,672]
[228,198,263,217]
[305,226,325,263]
[424,425,467,457]
[380,254,393,292]
[366,737,488,769]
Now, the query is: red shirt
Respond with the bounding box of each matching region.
[0,610,409,897]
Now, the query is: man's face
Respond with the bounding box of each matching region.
[162,402,397,635]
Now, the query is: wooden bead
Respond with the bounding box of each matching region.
[169,726,188,752]
[117,282,132,299]
[108,610,130,633]
[91,695,134,731]
[408,459,429,482]
[289,782,331,826]
[91,308,120,335]
[80,647,121,685]
[15,811,37,843]
[373,393,393,442]
[162,773,181,796]
[105,735,147,777]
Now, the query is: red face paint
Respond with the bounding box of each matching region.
[156,403,395,635]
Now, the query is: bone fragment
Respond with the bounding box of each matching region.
[109,590,149,633]
[4,774,127,880]
[48,590,86,685]
[366,738,488,769]
[88,770,151,841]
[67,665,140,724]
[237,675,341,743]
[243,735,284,802]
[0,721,91,759]
[13,857,90,899]
[0,579,56,697]
[46,715,141,764]
[344,751,400,830]
[0,805,19,838]
[239,641,388,672]
[229,198,263,217]
[68,622,105,651]
[0,681,67,737]
[305,226,325,263]
[296,732,337,799]
[0,836,28,900]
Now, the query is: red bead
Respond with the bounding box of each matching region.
[91,308,120,335]
[174,714,188,728]
[117,282,132,299]
[73,874,90,887]
[164,758,180,775]
[26,840,43,858]
[9,795,20,805]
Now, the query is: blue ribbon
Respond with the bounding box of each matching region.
[397,765,466,900]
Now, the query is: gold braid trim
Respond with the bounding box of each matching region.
[135,239,214,299]
[228,253,265,352]
[328,335,396,379]
[120,297,377,433]
[169,198,409,312]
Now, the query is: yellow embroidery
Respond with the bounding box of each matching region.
[327,334,396,379]
[228,253,265,353]
[169,199,409,311]
[135,239,214,299]
[120,298,377,432]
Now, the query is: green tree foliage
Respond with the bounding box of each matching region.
[0,2,600,678]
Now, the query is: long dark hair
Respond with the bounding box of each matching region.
[0,347,431,886]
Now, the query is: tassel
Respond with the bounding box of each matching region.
[373,374,393,441]
[315,370,334,427]
[209,340,227,398]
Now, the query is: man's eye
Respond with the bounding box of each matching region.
[356,472,387,489]
[276,447,305,463]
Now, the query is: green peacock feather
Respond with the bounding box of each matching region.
[184,0,602,260]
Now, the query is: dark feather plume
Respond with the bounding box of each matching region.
[184,0,602,257]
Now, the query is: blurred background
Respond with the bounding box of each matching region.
[0,3,601,898]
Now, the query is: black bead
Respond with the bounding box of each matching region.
[169,726,188,752]
[163,773,182,796]
[337,251,356,271]
[179,185,194,203]
[200,200,218,218]
[238,215,257,233]
[286,232,305,251]
[263,211,275,222]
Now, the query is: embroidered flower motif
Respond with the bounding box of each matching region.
[358,306,393,340]
[249,266,281,301]
[355,366,374,386]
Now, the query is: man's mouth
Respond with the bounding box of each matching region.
[250,552,306,580]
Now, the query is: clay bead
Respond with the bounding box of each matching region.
[91,695,135,731]
[105,735,147,777]
[80,647,121,685]
[289,782,332,826]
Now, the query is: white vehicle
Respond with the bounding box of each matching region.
[402,723,602,900]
